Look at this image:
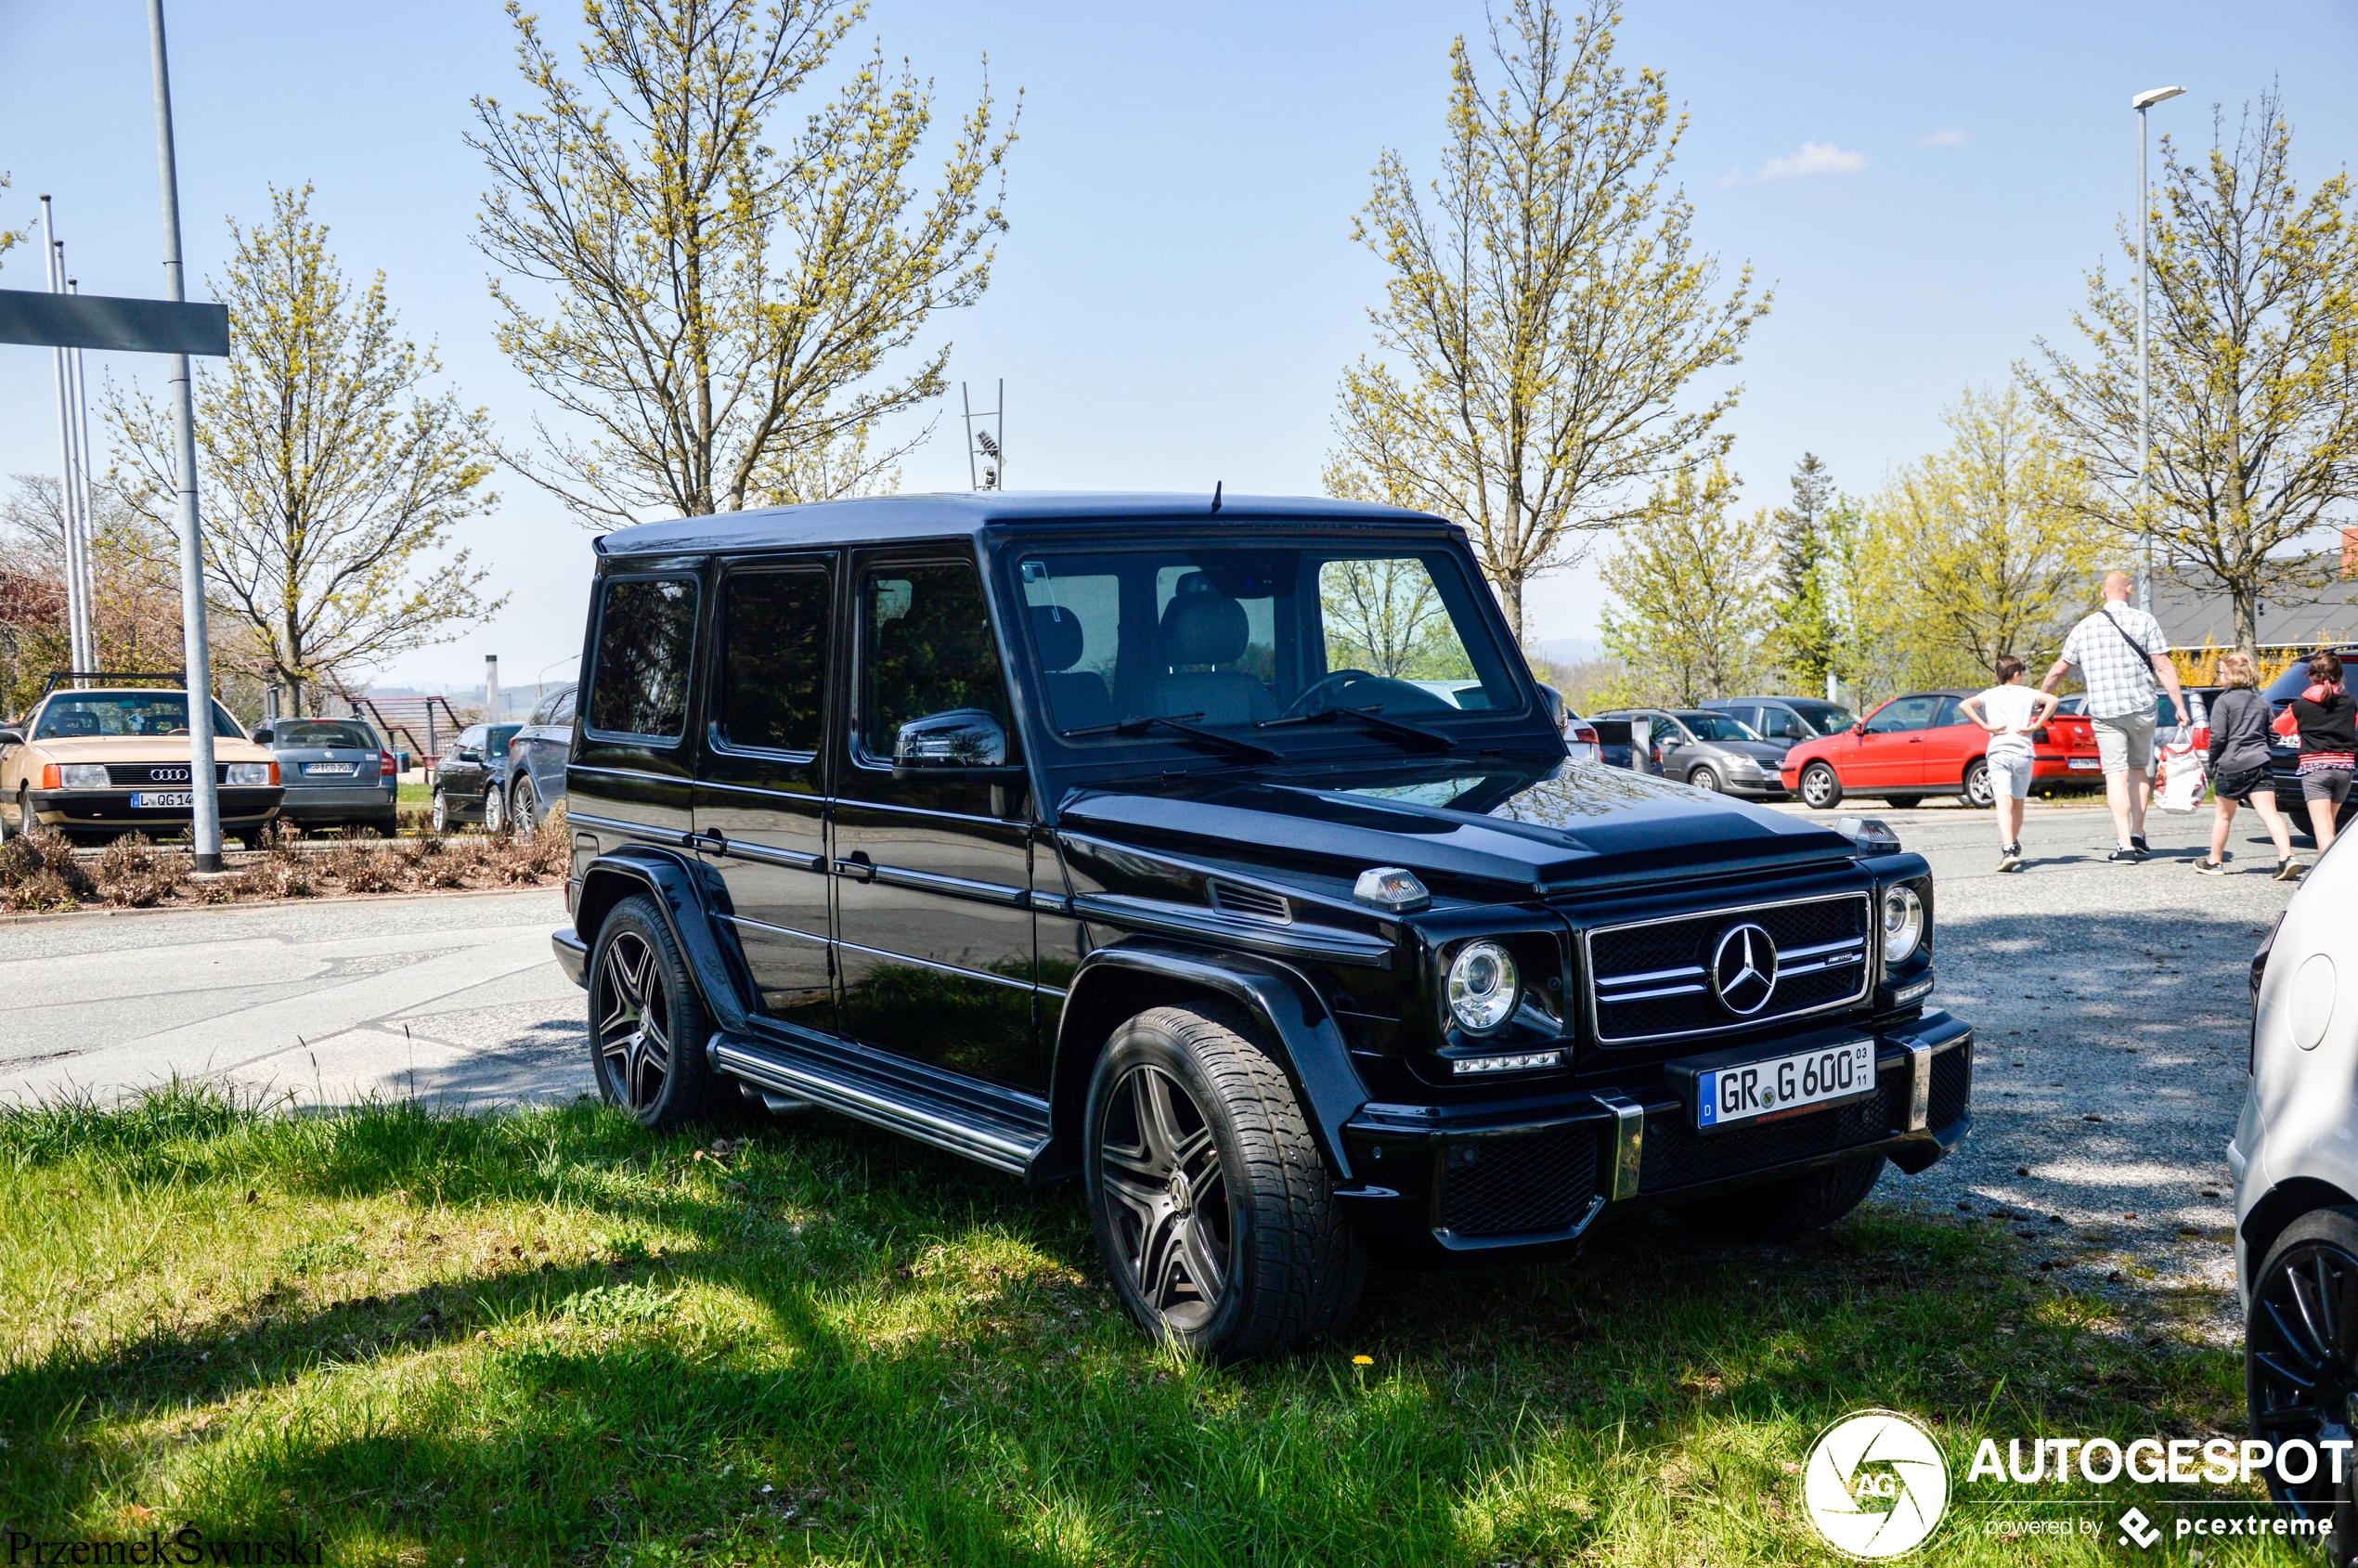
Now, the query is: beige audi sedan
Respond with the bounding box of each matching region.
[0,681,283,846]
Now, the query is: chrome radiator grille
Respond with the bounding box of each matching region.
[1584,892,1872,1045]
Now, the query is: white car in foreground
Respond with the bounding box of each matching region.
[2234,828,2358,1543]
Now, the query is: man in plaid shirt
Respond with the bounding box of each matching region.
[2041,570,2191,862]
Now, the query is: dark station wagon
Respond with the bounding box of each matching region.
[550,493,1975,1358]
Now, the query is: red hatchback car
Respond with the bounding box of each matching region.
[1780,689,2102,810]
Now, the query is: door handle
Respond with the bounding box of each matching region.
[834,851,875,883]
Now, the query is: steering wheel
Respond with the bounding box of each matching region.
[1280,668,1380,719]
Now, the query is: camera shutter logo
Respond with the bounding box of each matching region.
[1710,922,1780,1016]
[1801,1409,1950,1559]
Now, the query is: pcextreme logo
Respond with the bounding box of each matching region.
[1801,1409,1951,1559]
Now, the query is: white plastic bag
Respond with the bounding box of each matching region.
[2157,728,2206,813]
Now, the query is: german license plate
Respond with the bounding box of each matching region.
[2067,758,2102,771]
[304,761,357,775]
[129,791,194,809]
[1697,1041,1875,1129]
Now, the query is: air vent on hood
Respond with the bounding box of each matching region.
[1207,878,1291,925]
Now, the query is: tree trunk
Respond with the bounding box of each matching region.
[1496,571,1525,650]
[2235,583,2260,657]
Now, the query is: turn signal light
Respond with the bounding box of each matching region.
[40,763,59,789]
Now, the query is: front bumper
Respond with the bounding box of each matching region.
[30,787,283,833]
[1332,1006,1974,1267]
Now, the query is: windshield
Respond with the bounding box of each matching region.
[34,693,247,742]
[1787,701,1858,735]
[1672,712,1761,743]
[269,719,379,749]
[1013,542,1526,748]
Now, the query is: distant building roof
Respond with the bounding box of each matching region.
[2154,560,2358,650]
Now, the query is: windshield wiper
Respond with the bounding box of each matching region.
[1061,712,1281,763]
[1257,704,1454,753]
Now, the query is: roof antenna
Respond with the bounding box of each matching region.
[1211,480,1223,514]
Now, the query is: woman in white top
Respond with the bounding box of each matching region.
[1960,653,2060,873]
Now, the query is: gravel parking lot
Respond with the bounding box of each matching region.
[1,794,2300,1331]
[1819,795,2308,1336]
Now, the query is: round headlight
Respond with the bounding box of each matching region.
[1447,940,1520,1033]
[1882,885,1924,965]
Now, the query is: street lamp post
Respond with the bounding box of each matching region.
[2132,84,2184,616]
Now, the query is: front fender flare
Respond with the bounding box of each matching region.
[1048,938,1367,1186]
[572,847,752,1033]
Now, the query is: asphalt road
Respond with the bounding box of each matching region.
[0,795,2304,1324]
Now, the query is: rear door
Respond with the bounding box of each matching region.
[693,555,839,1036]
[574,568,705,847]
[442,726,489,815]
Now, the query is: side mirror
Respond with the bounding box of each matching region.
[459,747,483,763]
[253,728,275,745]
[892,707,1011,776]
[0,728,22,748]
[1851,721,1868,737]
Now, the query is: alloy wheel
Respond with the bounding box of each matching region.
[2249,1236,2358,1545]
[514,780,538,835]
[485,787,505,836]
[595,930,672,1113]
[1098,1064,1231,1334]
[1802,765,1840,810]
[1688,766,1722,793]
[1964,762,1993,809]
[430,791,447,834]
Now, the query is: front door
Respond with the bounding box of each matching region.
[1916,696,1981,790]
[1846,694,1939,787]
[833,550,1043,1090]
[693,556,838,1036]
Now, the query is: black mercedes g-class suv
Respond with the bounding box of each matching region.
[551,492,1971,1359]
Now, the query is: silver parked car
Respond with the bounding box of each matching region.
[253,717,397,836]
[1590,707,1792,797]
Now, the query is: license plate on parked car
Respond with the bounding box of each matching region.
[129,791,194,809]
[2067,758,2101,770]
[1696,1041,1875,1129]
[304,761,357,775]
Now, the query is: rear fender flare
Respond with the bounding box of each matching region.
[1048,938,1366,1186]
[573,848,752,1033]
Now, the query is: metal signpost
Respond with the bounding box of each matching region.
[0,0,234,867]
[2132,84,2184,614]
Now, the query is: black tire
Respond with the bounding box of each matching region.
[2248,1204,2358,1562]
[588,895,722,1130]
[1962,758,1993,810]
[512,777,539,836]
[1884,795,1922,810]
[371,812,400,839]
[1676,1153,1885,1241]
[1687,765,1723,793]
[1799,762,1844,810]
[1084,1004,1366,1361]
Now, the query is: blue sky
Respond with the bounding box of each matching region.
[3,0,2352,687]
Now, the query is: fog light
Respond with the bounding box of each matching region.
[1892,973,1935,1006]
[1446,940,1519,1033]
[1451,1049,1562,1075]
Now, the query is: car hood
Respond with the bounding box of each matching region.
[19,734,277,764]
[1056,758,1860,899]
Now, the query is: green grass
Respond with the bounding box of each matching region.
[396,781,432,805]
[0,1086,2300,1565]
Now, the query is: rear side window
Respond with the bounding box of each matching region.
[588,576,699,741]
[718,568,832,754]
[861,561,1017,761]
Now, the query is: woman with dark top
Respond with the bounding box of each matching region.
[2198,650,2298,878]
[2274,648,2357,853]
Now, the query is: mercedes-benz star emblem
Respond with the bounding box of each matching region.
[1710,922,1780,1016]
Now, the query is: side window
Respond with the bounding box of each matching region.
[1018,561,1121,732]
[1933,697,1968,728]
[1865,695,1939,734]
[587,576,699,741]
[860,561,1018,761]
[1753,707,1794,739]
[554,688,577,725]
[718,567,832,755]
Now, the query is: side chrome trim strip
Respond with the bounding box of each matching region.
[865,862,1030,906]
[1595,1092,1645,1200]
[712,839,825,873]
[568,809,692,849]
[836,938,1036,991]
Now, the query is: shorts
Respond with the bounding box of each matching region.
[2303,768,2355,808]
[1986,750,2035,799]
[2092,709,2157,775]
[2216,763,2272,803]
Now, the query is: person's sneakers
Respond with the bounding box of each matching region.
[1998,844,2024,872]
[2193,858,2229,875]
[2107,846,2142,863]
[2276,856,2305,882]
[2131,835,2151,858]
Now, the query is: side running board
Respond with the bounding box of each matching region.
[706,1029,1052,1177]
